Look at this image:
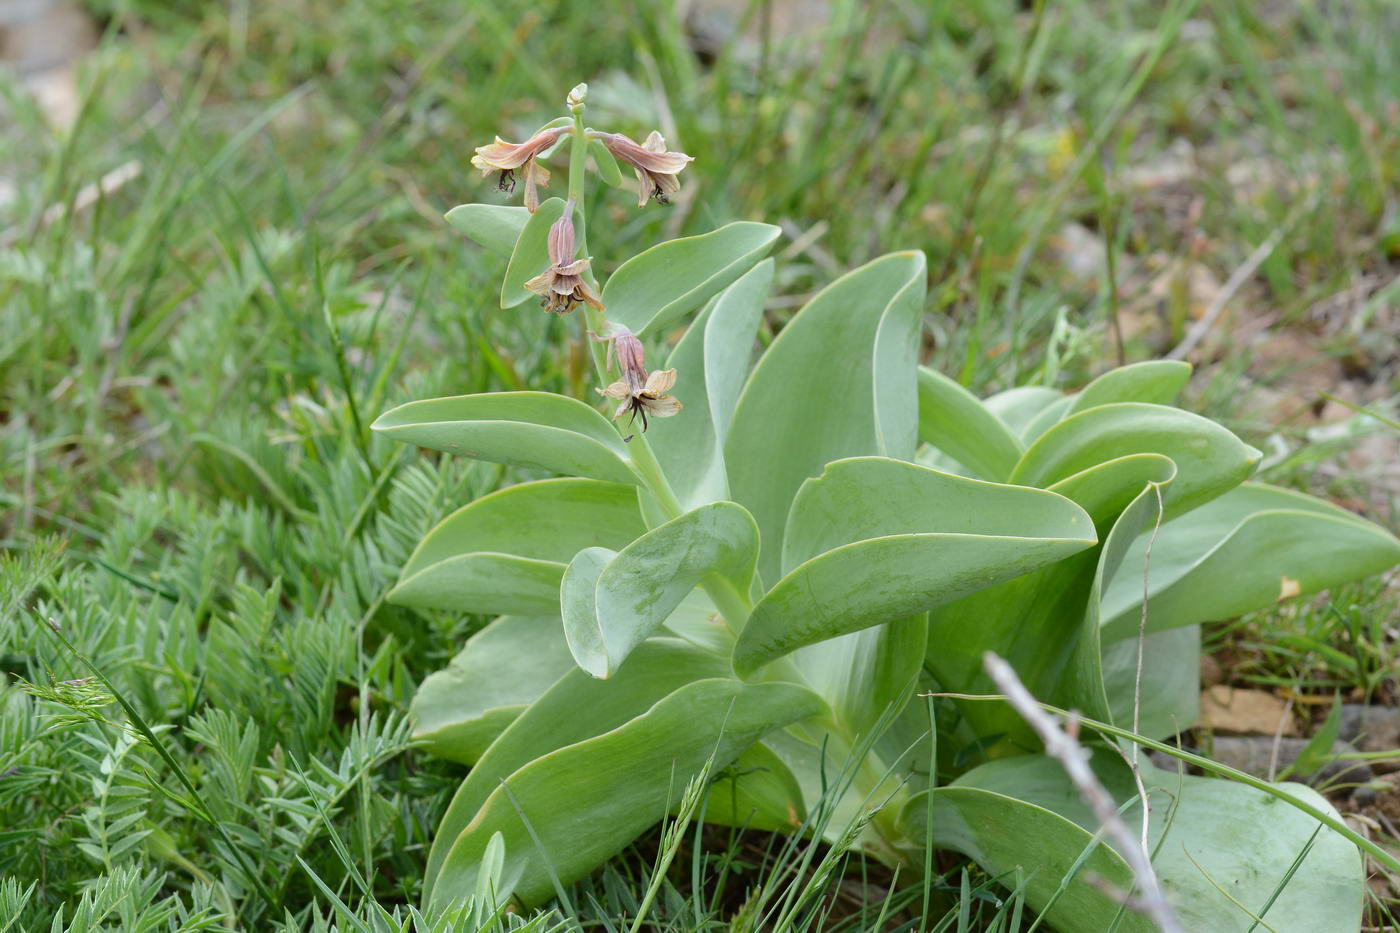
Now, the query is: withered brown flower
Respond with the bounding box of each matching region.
[523,202,604,314]
[595,131,694,207]
[471,126,567,212]
[598,330,681,430]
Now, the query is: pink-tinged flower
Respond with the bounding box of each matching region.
[523,202,604,314]
[471,126,567,212]
[598,331,681,430]
[596,131,694,207]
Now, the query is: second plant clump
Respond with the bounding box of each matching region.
[372,85,1400,932]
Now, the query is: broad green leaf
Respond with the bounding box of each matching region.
[907,751,1363,933]
[372,392,636,484]
[444,203,529,257]
[431,677,824,909]
[649,260,774,509]
[1010,402,1261,517]
[790,614,927,739]
[733,458,1095,677]
[703,740,807,833]
[424,639,730,898]
[1102,625,1200,741]
[926,466,1172,744]
[1018,394,1074,442]
[562,501,758,677]
[1100,483,1400,641]
[1066,360,1192,416]
[901,786,1149,933]
[1047,453,1177,531]
[589,137,623,186]
[501,197,582,308]
[600,221,781,334]
[916,367,1023,481]
[727,252,927,585]
[983,385,1063,438]
[410,615,575,764]
[389,478,645,613]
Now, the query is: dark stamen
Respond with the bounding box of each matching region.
[497,169,516,193]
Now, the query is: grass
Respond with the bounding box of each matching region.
[2,0,1398,928]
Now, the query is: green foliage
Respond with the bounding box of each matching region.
[6,0,1400,927]
[382,87,1400,931]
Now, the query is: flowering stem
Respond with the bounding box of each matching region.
[560,95,754,641]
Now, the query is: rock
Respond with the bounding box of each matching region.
[1337,704,1400,771]
[1204,737,1372,788]
[1198,685,1299,736]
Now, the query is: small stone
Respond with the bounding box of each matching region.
[1337,704,1400,752]
[1204,736,1372,788]
[1198,685,1299,736]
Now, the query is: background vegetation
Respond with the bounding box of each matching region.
[2,0,1397,928]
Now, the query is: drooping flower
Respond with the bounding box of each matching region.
[598,330,681,430]
[471,126,567,212]
[523,201,603,314]
[596,131,694,207]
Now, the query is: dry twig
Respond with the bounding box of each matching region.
[982,652,1186,933]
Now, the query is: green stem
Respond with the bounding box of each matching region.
[563,102,757,644]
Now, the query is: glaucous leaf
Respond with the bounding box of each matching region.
[983,385,1063,439]
[600,221,780,334]
[926,467,1171,744]
[372,392,636,484]
[905,751,1363,933]
[562,501,758,678]
[1101,625,1201,741]
[733,458,1095,677]
[501,197,572,308]
[430,677,824,910]
[589,138,623,186]
[648,260,774,509]
[1100,483,1400,640]
[424,639,731,899]
[916,367,1023,481]
[1065,360,1192,416]
[1010,402,1261,517]
[703,740,807,833]
[727,252,928,585]
[410,615,575,764]
[389,478,644,613]
[444,203,529,257]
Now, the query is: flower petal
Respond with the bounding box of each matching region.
[644,368,677,394]
[599,380,631,400]
[644,394,682,418]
